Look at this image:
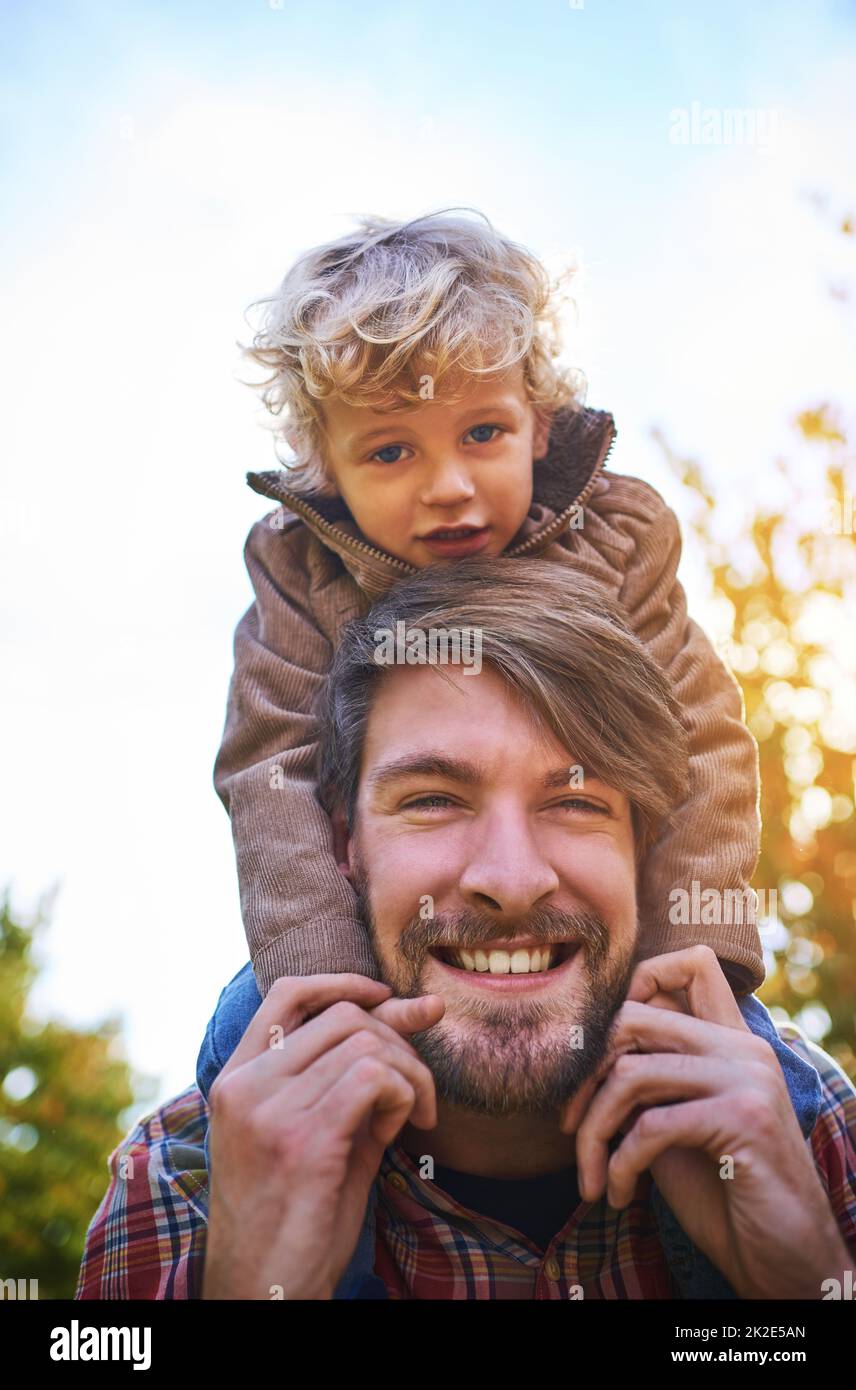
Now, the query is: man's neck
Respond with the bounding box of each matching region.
[399,1101,578,1179]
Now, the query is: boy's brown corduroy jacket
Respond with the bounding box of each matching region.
[214,405,764,998]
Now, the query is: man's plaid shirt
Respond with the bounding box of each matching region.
[75,1023,856,1300]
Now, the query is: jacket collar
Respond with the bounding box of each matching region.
[245,404,617,599]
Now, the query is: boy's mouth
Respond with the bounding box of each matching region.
[419,525,491,558]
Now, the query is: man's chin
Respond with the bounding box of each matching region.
[409,1011,600,1119]
[351,870,638,1118]
[406,951,625,1119]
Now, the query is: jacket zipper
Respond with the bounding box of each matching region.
[247,416,617,573]
[248,476,418,574]
[504,420,617,557]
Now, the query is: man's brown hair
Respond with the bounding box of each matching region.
[316,556,689,862]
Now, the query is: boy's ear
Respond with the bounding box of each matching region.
[532,405,554,460]
[330,804,352,878]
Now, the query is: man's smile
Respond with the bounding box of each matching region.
[427,939,583,991]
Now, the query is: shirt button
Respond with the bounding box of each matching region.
[543,1257,562,1282]
[386,1172,408,1191]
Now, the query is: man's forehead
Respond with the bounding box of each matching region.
[362,663,516,744]
[358,665,601,790]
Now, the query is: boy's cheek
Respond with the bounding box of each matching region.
[351,498,413,557]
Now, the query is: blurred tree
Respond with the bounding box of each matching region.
[0,887,158,1298]
[653,200,856,1080]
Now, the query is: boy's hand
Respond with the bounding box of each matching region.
[202,973,444,1300]
[558,947,849,1298]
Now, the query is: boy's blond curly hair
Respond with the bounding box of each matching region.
[237,206,587,497]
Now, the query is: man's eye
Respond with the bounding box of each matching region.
[554,798,608,815]
[402,794,455,811]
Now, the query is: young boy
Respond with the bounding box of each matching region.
[198,208,819,1135]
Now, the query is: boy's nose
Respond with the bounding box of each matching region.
[418,459,476,508]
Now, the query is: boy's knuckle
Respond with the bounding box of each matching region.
[745,1033,776,1065]
[326,999,363,1027]
[267,1118,309,1167]
[267,976,297,1009]
[613,1052,641,1080]
[634,1107,664,1138]
[208,1071,239,1116]
[345,1028,382,1059]
[350,1055,387,1087]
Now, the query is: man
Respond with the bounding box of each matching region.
[76,560,856,1300]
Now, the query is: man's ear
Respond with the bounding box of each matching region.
[330,803,353,879]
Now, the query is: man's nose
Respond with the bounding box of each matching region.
[418,456,476,508]
[457,807,561,919]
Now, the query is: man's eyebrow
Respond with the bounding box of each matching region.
[543,765,598,790]
[347,399,524,451]
[366,757,599,793]
[367,754,485,792]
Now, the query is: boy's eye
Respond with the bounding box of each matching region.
[368,424,503,464]
[371,444,407,464]
[465,423,503,444]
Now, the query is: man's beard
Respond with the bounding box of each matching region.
[351,858,639,1120]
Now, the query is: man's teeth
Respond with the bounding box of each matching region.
[430,529,477,538]
[450,946,555,974]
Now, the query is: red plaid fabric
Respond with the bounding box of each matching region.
[76,1023,856,1300]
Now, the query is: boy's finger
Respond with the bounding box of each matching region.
[283,1030,438,1130]
[626,947,745,1029]
[221,973,393,1077]
[368,993,446,1034]
[643,988,691,1015]
[250,990,442,1077]
[558,1071,601,1135]
[558,948,750,1138]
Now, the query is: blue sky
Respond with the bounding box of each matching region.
[2,0,855,1113]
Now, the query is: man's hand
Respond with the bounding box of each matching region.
[559,945,851,1299]
[202,974,445,1300]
